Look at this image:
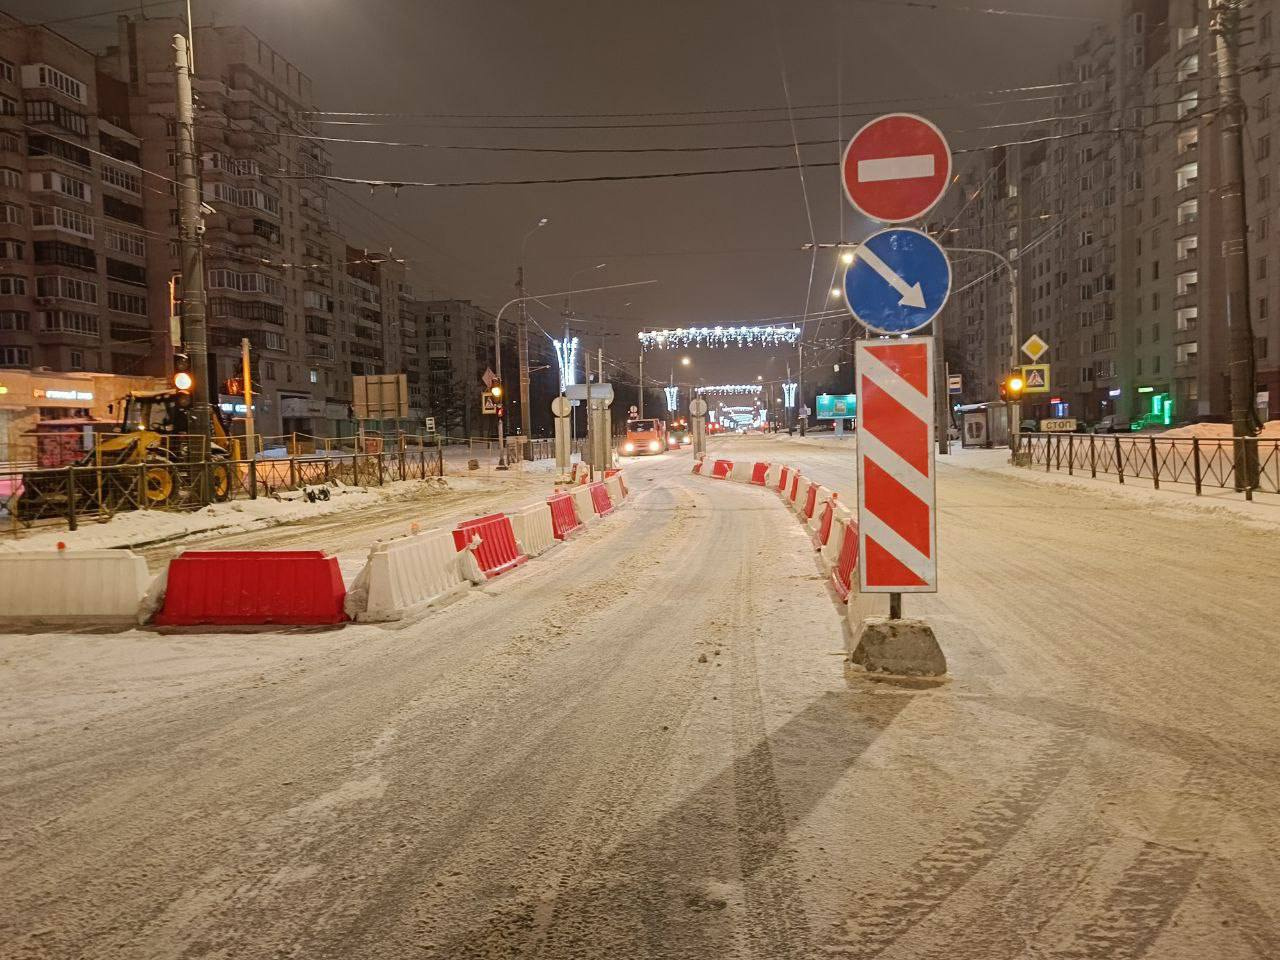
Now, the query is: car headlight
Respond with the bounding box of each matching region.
[649,440,660,452]
[624,442,635,452]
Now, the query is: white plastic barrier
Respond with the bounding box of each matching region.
[510,502,557,558]
[604,474,625,503]
[790,476,812,514]
[0,549,151,622]
[729,460,753,484]
[345,526,473,622]
[821,504,854,569]
[807,486,835,533]
[570,484,599,523]
[764,462,782,489]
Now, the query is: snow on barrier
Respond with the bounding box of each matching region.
[510,501,558,558]
[831,517,860,602]
[604,473,626,503]
[750,462,770,486]
[346,527,472,622]
[0,549,152,623]
[765,463,782,489]
[570,483,599,523]
[547,491,584,539]
[452,514,528,580]
[711,459,733,479]
[154,550,347,626]
[589,481,615,517]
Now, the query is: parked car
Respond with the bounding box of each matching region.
[1093,415,1130,434]
[1019,419,1039,434]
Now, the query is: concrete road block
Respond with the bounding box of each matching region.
[570,484,598,523]
[346,527,471,622]
[0,549,151,623]
[847,616,947,677]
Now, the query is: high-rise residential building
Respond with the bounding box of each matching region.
[937,1,1279,428]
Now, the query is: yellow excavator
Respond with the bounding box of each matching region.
[16,387,234,522]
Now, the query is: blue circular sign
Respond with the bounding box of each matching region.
[843,227,952,335]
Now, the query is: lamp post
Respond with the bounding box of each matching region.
[516,217,548,454]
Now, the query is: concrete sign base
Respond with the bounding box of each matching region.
[848,616,947,677]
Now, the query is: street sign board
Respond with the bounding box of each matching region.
[565,382,614,403]
[841,113,952,224]
[689,397,709,417]
[1041,418,1077,432]
[551,396,572,418]
[799,405,811,418]
[352,374,409,420]
[815,393,857,419]
[855,337,938,593]
[424,416,436,433]
[844,227,951,336]
[1021,364,1050,393]
[1021,334,1049,362]
[482,393,498,415]
[481,367,497,389]
[947,373,963,395]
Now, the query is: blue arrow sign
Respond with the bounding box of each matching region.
[843,227,951,336]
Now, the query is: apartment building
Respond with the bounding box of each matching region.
[0,14,154,380]
[937,0,1279,427]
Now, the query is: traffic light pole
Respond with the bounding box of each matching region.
[174,34,212,500]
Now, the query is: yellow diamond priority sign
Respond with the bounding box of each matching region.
[1021,334,1049,362]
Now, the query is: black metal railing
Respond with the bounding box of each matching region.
[1017,432,1280,499]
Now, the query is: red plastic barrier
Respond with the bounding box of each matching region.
[692,459,704,475]
[750,462,769,485]
[711,459,733,479]
[547,492,583,540]
[778,466,791,492]
[812,497,836,549]
[154,550,347,626]
[589,481,614,517]
[803,483,819,519]
[831,519,860,601]
[604,468,628,497]
[453,513,528,579]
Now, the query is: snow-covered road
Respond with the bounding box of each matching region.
[2,440,1278,959]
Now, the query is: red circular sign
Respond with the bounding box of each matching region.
[841,113,952,224]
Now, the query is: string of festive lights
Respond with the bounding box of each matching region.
[783,382,798,408]
[695,384,763,396]
[637,325,801,350]
[663,385,679,412]
[553,337,579,391]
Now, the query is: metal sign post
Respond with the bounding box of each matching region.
[689,397,708,457]
[551,395,571,478]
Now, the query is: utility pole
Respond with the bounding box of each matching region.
[1210,0,1261,492]
[173,35,212,479]
[797,342,806,436]
[638,347,644,418]
[516,265,532,458]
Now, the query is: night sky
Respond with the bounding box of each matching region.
[23,0,1113,389]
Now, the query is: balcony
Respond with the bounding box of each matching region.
[306,339,334,361]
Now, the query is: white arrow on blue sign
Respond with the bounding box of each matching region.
[842,227,952,336]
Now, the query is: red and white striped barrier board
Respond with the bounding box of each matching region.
[855,337,938,593]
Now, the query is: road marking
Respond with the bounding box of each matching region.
[857,154,936,183]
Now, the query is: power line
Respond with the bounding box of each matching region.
[0,0,181,32]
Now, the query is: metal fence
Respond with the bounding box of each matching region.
[1017,432,1280,498]
[0,446,445,535]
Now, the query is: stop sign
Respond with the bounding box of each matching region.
[841,113,952,224]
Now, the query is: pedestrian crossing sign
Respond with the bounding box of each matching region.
[1020,364,1050,393]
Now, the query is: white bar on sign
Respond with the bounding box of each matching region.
[857,154,935,183]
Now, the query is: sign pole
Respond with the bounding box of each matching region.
[240,338,255,461]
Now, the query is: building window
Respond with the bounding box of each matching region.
[0,95,15,117]
[101,163,141,195]
[1260,136,1272,161]
[1176,307,1198,331]
[36,274,97,304]
[33,171,90,202]
[0,345,32,368]
[24,99,88,137]
[0,239,24,260]
[264,361,277,379]
[1263,13,1273,40]
[1152,292,1161,310]
[0,59,13,83]
[1176,163,1199,191]
[27,64,87,104]
[1153,355,1161,374]
[0,167,20,189]
[1152,323,1161,342]
[105,228,145,258]
[101,196,143,226]
[107,290,147,316]
[1263,95,1273,121]
[0,274,27,295]
[1137,357,1144,376]
[1176,342,1199,364]
[40,311,99,336]
[1261,176,1272,202]
[34,240,96,271]
[69,350,84,370]
[31,204,93,237]
[1260,296,1270,319]
[1152,260,1160,281]
[0,310,28,330]
[1258,337,1270,359]
[0,202,23,225]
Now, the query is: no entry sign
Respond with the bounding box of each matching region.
[855,337,938,593]
[842,113,952,224]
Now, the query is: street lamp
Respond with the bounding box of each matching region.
[681,356,691,366]
[566,263,606,317]
[515,216,549,454]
